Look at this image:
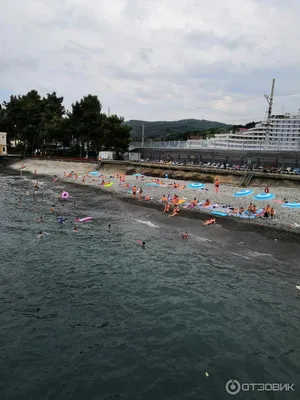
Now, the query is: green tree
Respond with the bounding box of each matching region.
[0,104,8,137]
[20,90,44,153]
[1,89,132,157]
[98,114,131,156]
[41,92,65,146]
[2,95,24,148]
[67,94,103,156]
[2,91,44,154]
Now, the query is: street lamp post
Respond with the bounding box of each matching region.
[142,124,145,148]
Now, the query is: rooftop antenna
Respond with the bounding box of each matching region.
[264,79,275,141]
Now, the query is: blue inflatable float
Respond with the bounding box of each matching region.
[254,193,275,200]
[235,214,256,219]
[188,182,205,189]
[281,202,300,208]
[146,182,160,187]
[234,189,253,197]
[211,211,228,217]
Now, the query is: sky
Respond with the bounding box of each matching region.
[1,0,300,124]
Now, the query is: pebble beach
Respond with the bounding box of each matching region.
[9,158,300,233]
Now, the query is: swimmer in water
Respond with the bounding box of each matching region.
[108,224,111,229]
[73,202,77,208]
[182,232,189,240]
[74,226,78,233]
[36,217,43,223]
[37,231,43,239]
[50,205,55,213]
[142,241,145,249]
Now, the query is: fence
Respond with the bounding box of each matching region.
[30,156,98,163]
[129,140,300,152]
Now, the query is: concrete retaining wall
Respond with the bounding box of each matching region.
[132,148,300,168]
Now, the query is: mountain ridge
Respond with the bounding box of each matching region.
[126,118,232,140]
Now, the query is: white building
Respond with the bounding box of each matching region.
[205,113,300,151]
[98,151,116,160]
[0,132,7,155]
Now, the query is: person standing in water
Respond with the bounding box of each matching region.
[182,232,189,239]
[214,178,220,193]
[138,187,143,200]
[58,216,65,225]
[142,241,145,249]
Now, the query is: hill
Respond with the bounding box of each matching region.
[126,119,232,140]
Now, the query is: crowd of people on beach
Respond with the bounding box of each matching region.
[59,169,286,227]
[19,162,293,242]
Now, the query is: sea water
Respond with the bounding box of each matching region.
[1,172,300,400]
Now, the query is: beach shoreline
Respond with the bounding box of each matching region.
[4,158,300,242]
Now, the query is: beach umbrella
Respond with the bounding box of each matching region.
[234,189,253,197]
[253,193,275,200]
[89,171,99,176]
[281,202,300,208]
[188,182,205,189]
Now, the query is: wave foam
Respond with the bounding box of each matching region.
[135,219,159,228]
[229,251,251,260]
[247,251,273,258]
[190,234,212,243]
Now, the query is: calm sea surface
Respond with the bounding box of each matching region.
[1,172,300,400]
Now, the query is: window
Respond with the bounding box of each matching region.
[2,147,5,152]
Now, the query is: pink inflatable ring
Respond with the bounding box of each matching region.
[61,191,69,199]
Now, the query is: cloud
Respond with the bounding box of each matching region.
[184,31,256,52]
[0,55,39,74]
[0,0,300,123]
